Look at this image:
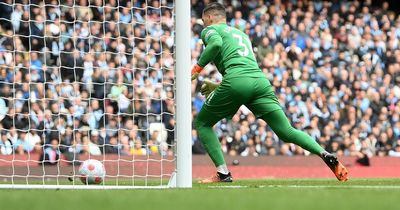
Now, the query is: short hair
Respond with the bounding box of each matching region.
[203,2,226,17]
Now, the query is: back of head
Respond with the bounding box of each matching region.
[203,2,226,19]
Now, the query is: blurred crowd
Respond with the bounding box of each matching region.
[0,0,175,161]
[191,0,400,158]
[0,0,399,161]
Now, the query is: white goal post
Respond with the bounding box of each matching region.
[0,0,191,189]
[175,0,192,188]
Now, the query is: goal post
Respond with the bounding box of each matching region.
[175,0,192,188]
[0,0,192,189]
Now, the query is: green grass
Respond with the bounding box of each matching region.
[1,179,400,210]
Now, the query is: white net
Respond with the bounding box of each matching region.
[0,0,176,188]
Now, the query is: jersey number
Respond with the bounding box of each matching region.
[232,34,252,57]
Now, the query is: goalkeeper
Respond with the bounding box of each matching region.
[192,2,348,183]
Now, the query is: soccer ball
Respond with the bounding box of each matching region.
[78,159,106,185]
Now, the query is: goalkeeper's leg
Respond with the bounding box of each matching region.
[195,81,242,183]
[245,76,348,181]
[195,109,233,183]
[195,110,225,167]
[261,109,348,182]
[261,109,324,155]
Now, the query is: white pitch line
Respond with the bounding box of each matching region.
[264,185,400,189]
[209,185,400,189]
[208,185,248,189]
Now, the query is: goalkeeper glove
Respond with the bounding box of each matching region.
[191,64,203,80]
[200,79,219,98]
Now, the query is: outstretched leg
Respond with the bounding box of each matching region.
[261,109,348,182]
[261,109,324,155]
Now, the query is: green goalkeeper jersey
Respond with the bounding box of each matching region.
[198,23,266,80]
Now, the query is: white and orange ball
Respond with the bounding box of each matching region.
[78,159,106,185]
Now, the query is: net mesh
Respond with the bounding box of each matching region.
[0,0,176,187]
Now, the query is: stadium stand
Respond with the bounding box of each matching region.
[0,0,399,159]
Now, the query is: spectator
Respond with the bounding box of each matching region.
[81,132,101,156]
[388,142,400,157]
[230,11,246,31]
[130,139,147,156]
[0,131,12,155]
[42,139,61,165]
[104,135,121,154]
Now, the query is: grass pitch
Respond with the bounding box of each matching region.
[1,179,399,210]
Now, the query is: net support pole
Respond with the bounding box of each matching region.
[175,0,192,188]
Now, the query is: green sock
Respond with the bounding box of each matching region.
[196,115,225,167]
[196,125,226,167]
[262,109,324,155]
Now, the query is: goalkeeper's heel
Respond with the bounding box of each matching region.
[198,172,233,183]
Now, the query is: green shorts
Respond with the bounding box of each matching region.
[196,76,282,126]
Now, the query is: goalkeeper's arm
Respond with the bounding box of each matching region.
[191,29,223,80]
[197,32,223,67]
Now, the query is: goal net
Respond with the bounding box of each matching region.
[0,0,190,189]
